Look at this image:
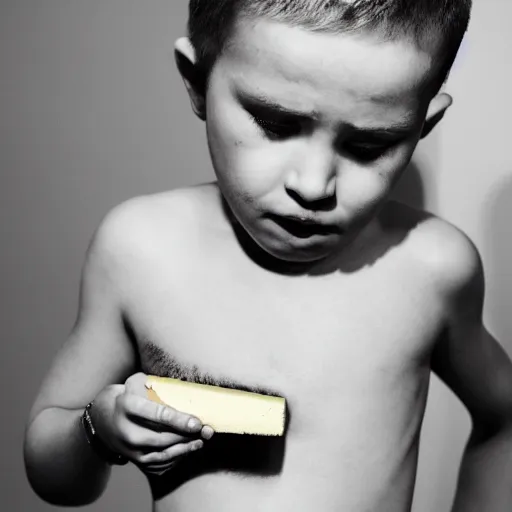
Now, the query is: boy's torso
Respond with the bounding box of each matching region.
[120,184,451,512]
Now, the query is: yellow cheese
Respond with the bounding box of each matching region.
[145,376,286,436]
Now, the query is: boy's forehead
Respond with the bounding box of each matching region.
[220,16,435,123]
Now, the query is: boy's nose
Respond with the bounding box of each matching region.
[284,146,337,207]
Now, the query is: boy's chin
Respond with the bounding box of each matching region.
[251,233,345,266]
[229,213,347,269]
[264,242,339,264]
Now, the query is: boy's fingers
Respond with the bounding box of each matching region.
[201,425,215,440]
[124,372,149,396]
[119,423,190,450]
[138,439,204,465]
[142,454,186,476]
[124,394,202,433]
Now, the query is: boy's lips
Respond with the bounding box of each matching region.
[267,213,343,238]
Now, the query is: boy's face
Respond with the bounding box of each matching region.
[178,17,451,264]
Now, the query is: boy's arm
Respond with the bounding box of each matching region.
[24,200,141,506]
[431,229,512,512]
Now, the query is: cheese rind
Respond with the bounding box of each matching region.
[145,376,286,436]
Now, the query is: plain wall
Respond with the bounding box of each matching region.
[1,1,510,511]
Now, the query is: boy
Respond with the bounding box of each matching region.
[23,1,512,511]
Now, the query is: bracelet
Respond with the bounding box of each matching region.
[81,402,128,466]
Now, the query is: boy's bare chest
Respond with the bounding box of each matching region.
[127,256,444,406]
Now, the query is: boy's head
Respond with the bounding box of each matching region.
[176,1,472,266]
[187,0,471,93]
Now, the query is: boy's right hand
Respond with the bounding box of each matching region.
[89,372,214,476]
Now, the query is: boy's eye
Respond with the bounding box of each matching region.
[251,115,301,139]
[345,142,396,162]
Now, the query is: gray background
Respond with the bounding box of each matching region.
[1,1,511,510]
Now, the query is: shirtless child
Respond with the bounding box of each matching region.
[23,1,512,511]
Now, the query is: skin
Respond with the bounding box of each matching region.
[186,18,447,266]
[24,15,512,512]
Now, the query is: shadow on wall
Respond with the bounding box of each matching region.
[484,173,512,351]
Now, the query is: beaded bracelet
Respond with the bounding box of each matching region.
[81,402,128,466]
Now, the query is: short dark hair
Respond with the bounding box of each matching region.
[188,0,472,92]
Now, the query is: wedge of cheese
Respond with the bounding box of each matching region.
[145,376,286,436]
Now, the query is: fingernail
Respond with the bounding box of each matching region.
[202,426,214,440]
[192,440,203,450]
[188,418,200,430]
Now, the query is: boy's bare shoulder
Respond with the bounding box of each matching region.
[89,185,220,277]
[386,200,482,295]
[102,184,215,232]
[100,183,219,238]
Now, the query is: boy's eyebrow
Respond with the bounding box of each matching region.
[237,90,320,120]
[350,123,416,138]
[237,90,416,136]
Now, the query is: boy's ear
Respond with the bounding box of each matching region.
[420,92,453,139]
[174,37,206,121]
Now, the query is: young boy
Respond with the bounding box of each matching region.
[23,1,512,511]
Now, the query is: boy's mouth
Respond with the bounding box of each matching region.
[268,214,342,239]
